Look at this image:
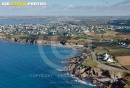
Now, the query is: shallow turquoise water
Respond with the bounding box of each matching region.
[0,41,98,88]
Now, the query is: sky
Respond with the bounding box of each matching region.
[0,0,130,16]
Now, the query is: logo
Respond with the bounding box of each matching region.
[1,2,47,6]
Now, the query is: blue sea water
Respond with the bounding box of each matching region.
[0,41,98,88]
[0,19,48,24]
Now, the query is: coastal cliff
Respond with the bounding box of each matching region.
[0,36,59,45]
[64,53,127,88]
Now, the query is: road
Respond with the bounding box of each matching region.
[92,52,130,74]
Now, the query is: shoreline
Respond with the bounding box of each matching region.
[1,38,128,88]
[0,39,117,87]
[0,39,92,85]
[0,38,84,51]
[63,49,130,88]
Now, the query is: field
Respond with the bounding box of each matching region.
[95,46,130,56]
[103,31,118,36]
[67,39,92,45]
[82,56,98,67]
[118,34,130,39]
[106,47,130,56]
[116,56,130,70]
[85,31,118,37]
[116,56,130,66]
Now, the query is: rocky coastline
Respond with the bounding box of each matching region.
[0,36,84,52]
[0,36,54,45]
[0,36,129,88]
[64,52,127,88]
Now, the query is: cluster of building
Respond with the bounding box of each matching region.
[0,23,129,37]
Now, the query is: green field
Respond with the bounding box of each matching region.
[95,46,130,56]
[82,55,98,67]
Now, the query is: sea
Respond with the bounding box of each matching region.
[0,19,98,88]
[0,19,48,24]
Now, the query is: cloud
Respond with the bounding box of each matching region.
[65,4,74,9]
[0,0,130,16]
[112,0,130,7]
[102,0,110,4]
[55,0,130,16]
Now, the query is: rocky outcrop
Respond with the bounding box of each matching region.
[64,54,126,88]
[64,64,76,71]
[0,36,60,45]
[67,56,82,63]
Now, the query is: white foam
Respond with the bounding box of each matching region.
[57,69,66,72]
[74,79,87,85]
[72,76,96,86]
[57,69,63,72]
[61,61,64,63]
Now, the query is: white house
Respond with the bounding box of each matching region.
[101,53,116,63]
[107,58,116,63]
[103,53,109,60]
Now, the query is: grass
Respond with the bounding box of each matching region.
[125,85,130,88]
[125,78,130,88]
[75,34,87,39]
[14,34,28,38]
[95,46,130,56]
[82,55,98,67]
[109,48,130,53]
[97,50,107,55]
[109,48,130,56]
[111,36,120,41]
[127,79,130,83]
[94,47,108,55]
[98,59,109,64]
[124,65,130,70]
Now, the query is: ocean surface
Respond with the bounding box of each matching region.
[0,41,98,88]
[0,19,48,24]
